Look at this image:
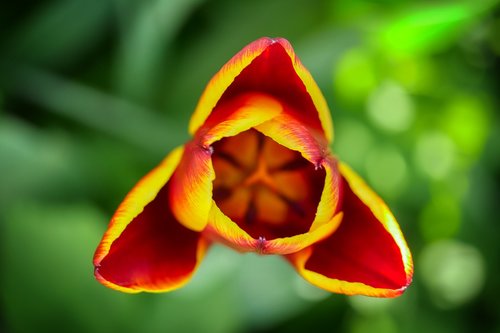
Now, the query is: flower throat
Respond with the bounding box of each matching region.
[211,129,325,240]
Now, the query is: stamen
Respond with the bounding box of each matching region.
[256,236,267,254]
[314,158,325,170]
[200,144,214,155]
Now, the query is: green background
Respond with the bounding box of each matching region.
[1,0,499,332]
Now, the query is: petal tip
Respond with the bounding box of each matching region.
[189,36,333,143]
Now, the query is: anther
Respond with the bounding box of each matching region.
[314,158,325,170]
[257,236,267,254]
[201,144,214,155]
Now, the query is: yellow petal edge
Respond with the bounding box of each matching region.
[188,37,334,142]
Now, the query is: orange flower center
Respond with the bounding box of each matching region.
[212,129,325,240]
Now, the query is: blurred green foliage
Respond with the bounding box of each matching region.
[1,0,499,332]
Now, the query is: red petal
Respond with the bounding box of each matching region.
[169,94,281,232]
[204,114,342,255]
[93,148,208,292]
[255,114,342,230]
[204,201,342,255]
[288,163,413,297]
[255,111,328,165]
[198,93,282,147]
[189,37,333,142]
[168,141,215,232]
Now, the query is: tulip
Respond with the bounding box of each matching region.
[94,37,413,297]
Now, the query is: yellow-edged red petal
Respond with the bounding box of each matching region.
[255,112,328,165]
[199,93,282,146]
[189,38,274,135]
[277,38,333,142]
[205,202,343,255]
[189,37,333,142]
[169,93,281,232]
[93,147,208,293]
[255,113,342,230]
[168,141,214,232]
[312,156,343,230]
[204,203,257,252]
[203,112,343,255]
[287,162,413,297]
[264,212,343,254]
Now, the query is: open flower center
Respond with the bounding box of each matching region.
[212,129,325,240]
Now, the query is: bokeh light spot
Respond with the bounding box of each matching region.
[367,80,415,133]
[334,48,378,103]
[334,119,374,169]
[442,96,490,157]
[390,57,434,94]
[365,145,408,198]
[419,240,485,309]
[415,131,456,180]
[419,192,461,241]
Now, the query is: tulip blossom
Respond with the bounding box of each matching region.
[93,37,413,297]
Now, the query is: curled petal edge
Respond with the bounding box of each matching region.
[94,147,210,293]
[94,238,210,294]
[276,38,333,142]
[189,37,333,142]
[312,157,342,230]
[255,113,342,230]
[169,94,282,232]
[287,247,409,297]
[338,161,413,280]
[287,162,413,297]
[205,202,343,255]
[93,146,184,266]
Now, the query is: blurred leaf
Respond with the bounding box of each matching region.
[328,0,390,23]
[297,28,361,90]
[235,254,310,330]
[1,202,243,333]
[162,0,331,123]
[333,47,378,104]
[0,115,161,213]
[488,16,500,55]
[113,0,206,103]
[3,65,187,153]
[441,95,491,158]
[0,116,79,207]
[3,0,111,67]
[374,0,496,56]
[348,312,398,333]
[1,202,139,333]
